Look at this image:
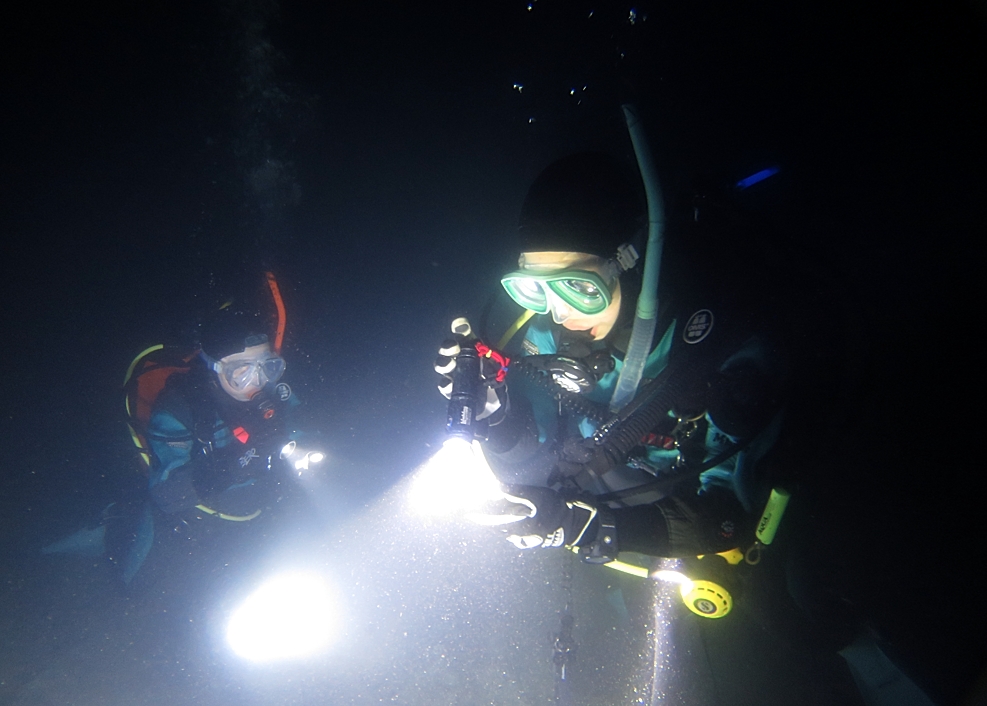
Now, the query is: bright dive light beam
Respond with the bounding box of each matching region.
[226,572,339,662]
[408,439,504,516]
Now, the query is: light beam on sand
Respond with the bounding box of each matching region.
[647,559,681,703]
[226,572,340,662]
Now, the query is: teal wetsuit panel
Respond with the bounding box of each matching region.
[146,410,233,490]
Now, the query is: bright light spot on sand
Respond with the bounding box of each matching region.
[408,439,504,516]
[227,572,339,662]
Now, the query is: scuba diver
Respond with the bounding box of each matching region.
[44,272,318,586]
[436,148,789,562]
[434,111,937,705]
[140,293,296,519]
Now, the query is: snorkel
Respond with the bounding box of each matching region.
[265,271,286,355]
[608,105,666,412]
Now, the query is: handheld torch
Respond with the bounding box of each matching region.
[441,318,482,444]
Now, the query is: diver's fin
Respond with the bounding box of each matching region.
[121,502,155,585]
[41,524,108,557]
[839,634,937,706]
[605,587,631,626]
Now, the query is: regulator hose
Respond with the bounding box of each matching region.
[514,350,722,488]
[512,356,610,425]
[603,358,701,457]
[563,354,711,478]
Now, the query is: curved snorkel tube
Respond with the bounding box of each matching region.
[265,271,287,355]
[609,105,666,412]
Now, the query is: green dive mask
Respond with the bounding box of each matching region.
[501,269,613,316]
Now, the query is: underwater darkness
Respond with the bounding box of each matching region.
[1,0,984,704]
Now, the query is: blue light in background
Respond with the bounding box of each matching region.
[735,166,781,190]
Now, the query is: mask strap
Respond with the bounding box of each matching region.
[601,243,640,285]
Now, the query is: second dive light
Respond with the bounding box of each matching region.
[279,440,326,476]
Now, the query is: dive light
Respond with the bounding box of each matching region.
[279,440,326,476]
[439,318,483,444]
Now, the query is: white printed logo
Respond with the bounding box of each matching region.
[239,447,260,468]
[683,309,713,344]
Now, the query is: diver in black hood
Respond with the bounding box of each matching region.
[436,150,789,561]
[433,140,937,705]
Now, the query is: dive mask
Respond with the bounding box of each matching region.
[501,269,613,316]
[203,336,286,401]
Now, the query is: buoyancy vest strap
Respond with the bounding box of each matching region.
[497,309,536,350]
[127,422,153,470]
[124,344,165,386]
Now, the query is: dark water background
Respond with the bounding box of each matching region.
[1,1,984,704]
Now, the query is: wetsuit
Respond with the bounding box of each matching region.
[482,255,790,558]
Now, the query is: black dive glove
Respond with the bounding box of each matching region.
[468,485,618,561]
[435,317,510,426]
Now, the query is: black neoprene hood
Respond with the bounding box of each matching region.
[517,152,646,258]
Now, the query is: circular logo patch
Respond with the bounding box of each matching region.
[683,309,713,345]
[275,382,292,401]
[694,598,718,615]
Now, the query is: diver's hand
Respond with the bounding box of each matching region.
[467,485,597,550]
[556,436,621,481]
